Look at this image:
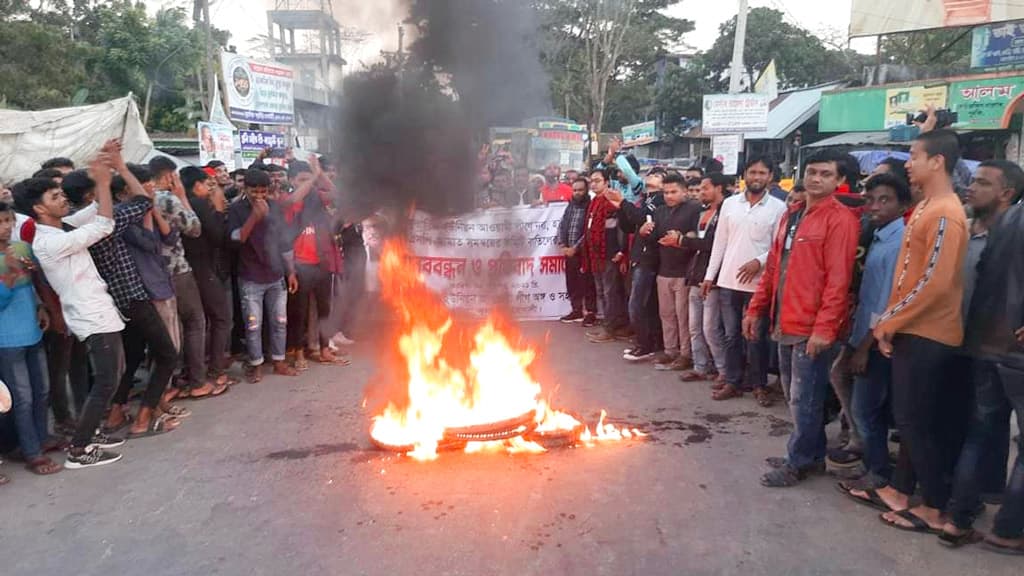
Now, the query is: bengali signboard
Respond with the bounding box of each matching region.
[883,86,948,129]
[850,1,1024,37]
[702,94,770,135]
[197,122,236,170]
[971,21,1024,71]
[949,77,1024,129]
[220,51,294,125]
[711,134,743,175]
[621,121,658,147]
[238,130,288,166]
[407,205,569,320]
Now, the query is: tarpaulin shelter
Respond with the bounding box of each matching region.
[0,96,152,183]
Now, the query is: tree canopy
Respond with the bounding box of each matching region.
[0,0,227,133]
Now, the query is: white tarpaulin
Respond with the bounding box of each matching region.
[0,96,152,183]
[408,205,571,321]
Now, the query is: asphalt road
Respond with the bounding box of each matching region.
[0,321,1020,576]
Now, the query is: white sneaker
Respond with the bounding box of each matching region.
[331,332,355,346]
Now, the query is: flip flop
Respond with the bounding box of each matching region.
[25,456,62,476]
[126,414,178,439]
[938,528,983,548]
[981,538,1024,556]
[163,404,191,419]
[184,381,230,400]
[836,482,901,513]
[879,509,942,535]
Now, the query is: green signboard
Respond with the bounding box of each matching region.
[948,77,1024,129]
[818,88,888,132]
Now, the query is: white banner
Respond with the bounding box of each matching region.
[220,51,294,125]
[702,94,770,134]
[712,134,743,175]
[850,1,1024,37]
[408,205,571,320]
[198,122,236,170]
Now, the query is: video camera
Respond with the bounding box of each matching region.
[906,108,959,129]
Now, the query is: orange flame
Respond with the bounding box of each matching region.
[368,240,644,460]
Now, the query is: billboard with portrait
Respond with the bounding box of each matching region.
[220,51,294,125]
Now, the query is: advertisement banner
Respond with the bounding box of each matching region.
[197,122,236,170]
[949,76,1024,129]
[971,21,1024,70]
[850,1,1024,37]
[883,86,948,128]
[407,205,569,320]
[711,134,744,175]
[238,130,288,166]
[702,94,770,134]
[221,51,294,125]
[621,121,658,147]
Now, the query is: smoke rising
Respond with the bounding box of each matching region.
[333,0,552,218]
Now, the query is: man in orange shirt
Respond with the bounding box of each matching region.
[871,129,969,534]
[540,164,573,203]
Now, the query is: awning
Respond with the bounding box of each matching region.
[803,131,903,148]
[743,82,845,140]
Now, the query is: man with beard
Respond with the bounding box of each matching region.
[556,177,597,326]
[701,156,787,406]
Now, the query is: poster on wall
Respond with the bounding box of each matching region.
[883,86,948,128]
[711,134,743,175]
[621,121,658,147]
[949,77,1024,129]
[971,21,1024,71]
[220,51,294,125]
[238,130,288,166]
[407,205,569,321]
[197,122,236,170]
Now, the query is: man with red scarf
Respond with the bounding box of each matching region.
[583,168,629,342]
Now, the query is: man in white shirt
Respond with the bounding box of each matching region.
[700,156,787,406]
[27,147,126,470]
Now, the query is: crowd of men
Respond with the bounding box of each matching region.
[0,142,372,475]
[554,126,1023,554]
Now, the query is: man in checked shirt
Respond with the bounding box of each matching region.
[62,144,182,440]
[555,176,597,326]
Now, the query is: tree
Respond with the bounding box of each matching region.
[700,7,863,92]
[536,0,693,135]
[879,26,972,68]
[652,62,706,136]
[0,20,90,109]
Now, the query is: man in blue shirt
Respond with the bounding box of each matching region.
[597,139,644,204]
[838,173,911,499]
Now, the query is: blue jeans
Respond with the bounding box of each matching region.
[689,287,726,374]
[851,349,892,482]
[949,360,1024,538]
[241,279,288,366]
[718,288,768,389]
[628,267,659,350]
[778,340,838,470]
[0,343,50,459]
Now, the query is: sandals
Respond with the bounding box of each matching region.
[879,509,943,535]
[26,456,62,476]
[836,482,901,513]
[761,465,804,487]
[753,388,774,407]
[938,528,983,548]
[184,380,230,400]
[101,414,134,435]
[712,384,743,401]
[272,362,298,377]
[163,404,192,419]
[126,414,179,439]
[318,349,351,366]
[245,364,263,384]
[981,537,1024,555]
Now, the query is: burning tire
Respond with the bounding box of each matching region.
[369,436,468,454]
[524,413,586,449]
[442,409,539,442]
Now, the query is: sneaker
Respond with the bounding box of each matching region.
[64,445,123,470]
[331,332,356,346]
[651,352,677,367]
[581,314,598,328]
[559,311,584,323]
[623,347,655,362]
[90,431,126,449]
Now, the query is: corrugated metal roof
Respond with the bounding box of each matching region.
[803,131,901,148]
[743,82,846,140]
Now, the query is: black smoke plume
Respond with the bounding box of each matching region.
[332,0,551,219]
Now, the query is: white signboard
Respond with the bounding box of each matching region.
[197,122,236,170]
[702,94,770,135]
[221,51,294,125]
[712,134,744,175]
[408,205,569,320]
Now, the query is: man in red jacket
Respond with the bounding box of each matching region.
[744,148,860,487]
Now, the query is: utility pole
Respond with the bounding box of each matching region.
[728,0,749,94]
[201,0,216,118]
